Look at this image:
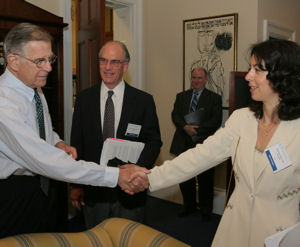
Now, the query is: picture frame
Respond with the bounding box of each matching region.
[183,13,238,107]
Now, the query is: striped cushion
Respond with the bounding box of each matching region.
[100,217,189,247]
[0,225,113,247]
[0,218,189,247]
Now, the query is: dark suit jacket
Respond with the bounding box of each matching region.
[71,82,162,204]
[170,88,222,156]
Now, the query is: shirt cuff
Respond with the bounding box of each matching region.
[103,166,119,187]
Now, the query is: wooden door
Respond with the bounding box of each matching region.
[76,0,106,91]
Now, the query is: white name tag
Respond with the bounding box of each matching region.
[265,142,292,173]
[125,123,141,137]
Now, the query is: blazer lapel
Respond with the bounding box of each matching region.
[255,121,286,183]
[116,83,134,138]
[197,89,209,108]
[242,112,258,189]
[184,90,193,113]
[94,83,102,141]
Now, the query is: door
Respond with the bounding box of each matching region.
[76,0,106,91]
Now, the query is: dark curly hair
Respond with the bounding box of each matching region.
[248,39,300,120]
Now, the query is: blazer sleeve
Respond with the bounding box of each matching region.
[148,109,242,192]
[171,92,189,131]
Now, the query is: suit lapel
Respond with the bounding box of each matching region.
[242,112,258,189]
[255,121,286,183]
[184,90,193,113]
[94,83,102,141]
[197,89,209,108]
[117,83,134,138]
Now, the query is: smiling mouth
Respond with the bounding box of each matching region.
[250,86,258,89]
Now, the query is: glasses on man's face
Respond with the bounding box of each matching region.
[98,57,126,68]
[14,53,57,68]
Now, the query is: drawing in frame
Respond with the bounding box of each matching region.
[183,13,238,107]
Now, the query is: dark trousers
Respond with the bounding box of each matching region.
[179,168,215,213]
[83,187,146,229]
[0,176,57,238]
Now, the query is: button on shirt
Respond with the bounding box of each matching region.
[0,69,118,187]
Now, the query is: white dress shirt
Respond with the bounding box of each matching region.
[0,69,118,187]
[100,80,125,137]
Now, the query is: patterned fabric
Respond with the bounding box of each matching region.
[34,88,49,195]
[103,90,115,141]
[0,218,189,247]
[189,91,199,113]
[100,217,190,247]
[34,89,45,140]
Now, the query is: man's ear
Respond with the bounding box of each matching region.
[123,61,129,73]
[6,54,20,72]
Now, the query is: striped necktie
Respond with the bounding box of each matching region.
[103,90,115,141]
[34,88,49,196]
[190,91,199,112]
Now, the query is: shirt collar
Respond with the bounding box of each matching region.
[101,80,125,98]
[193,88,204,96]
[2,68,35,102]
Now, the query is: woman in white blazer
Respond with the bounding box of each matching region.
[129,39,300,246]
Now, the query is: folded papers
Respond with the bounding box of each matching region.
[100,138,145,166]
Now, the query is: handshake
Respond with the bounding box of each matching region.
[70,164,150,210]
[118,164,150,195]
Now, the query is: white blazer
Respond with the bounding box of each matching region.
[148,108,300,247]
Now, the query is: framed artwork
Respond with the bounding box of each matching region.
[183,13,238,107]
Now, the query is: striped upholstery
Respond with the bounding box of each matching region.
[0,218,189,247]
[0,225,113,247]
[100,218,189,247]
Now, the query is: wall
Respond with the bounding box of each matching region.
[25,0,63,17]
[143,0,258,197]
[258,0,300,42]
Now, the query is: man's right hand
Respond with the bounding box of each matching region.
[183,124,199,136]
[118,165,150,195]
[70,186,85,211]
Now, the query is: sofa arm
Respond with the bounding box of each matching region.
[0,225,113,247]
[99,217,190,247]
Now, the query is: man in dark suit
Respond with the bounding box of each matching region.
[170,66,222,220]
[70,41,162,228]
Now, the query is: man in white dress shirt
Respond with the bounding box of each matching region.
[0,23,147,238]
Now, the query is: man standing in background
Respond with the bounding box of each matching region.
[170,66,222,220]
[70,41,162,228]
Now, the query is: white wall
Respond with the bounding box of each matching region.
[25,0,63,17]
[143,0,258,190]
[258,0,300,42]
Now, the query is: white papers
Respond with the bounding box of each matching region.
[100,138,145,166]
[265,222,300,247]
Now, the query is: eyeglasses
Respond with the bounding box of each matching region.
[14,53,57,68]
[98,57,126,67]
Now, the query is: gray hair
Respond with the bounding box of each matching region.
[190,63,208,78]
[98,40,130,62]
[4,22,52,59]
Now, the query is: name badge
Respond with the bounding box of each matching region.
[125,123,141,137]
[265,142,292,173]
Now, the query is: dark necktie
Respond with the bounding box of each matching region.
[34,88,49,195]
[103,90,115,141]
[190,91,199,112]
